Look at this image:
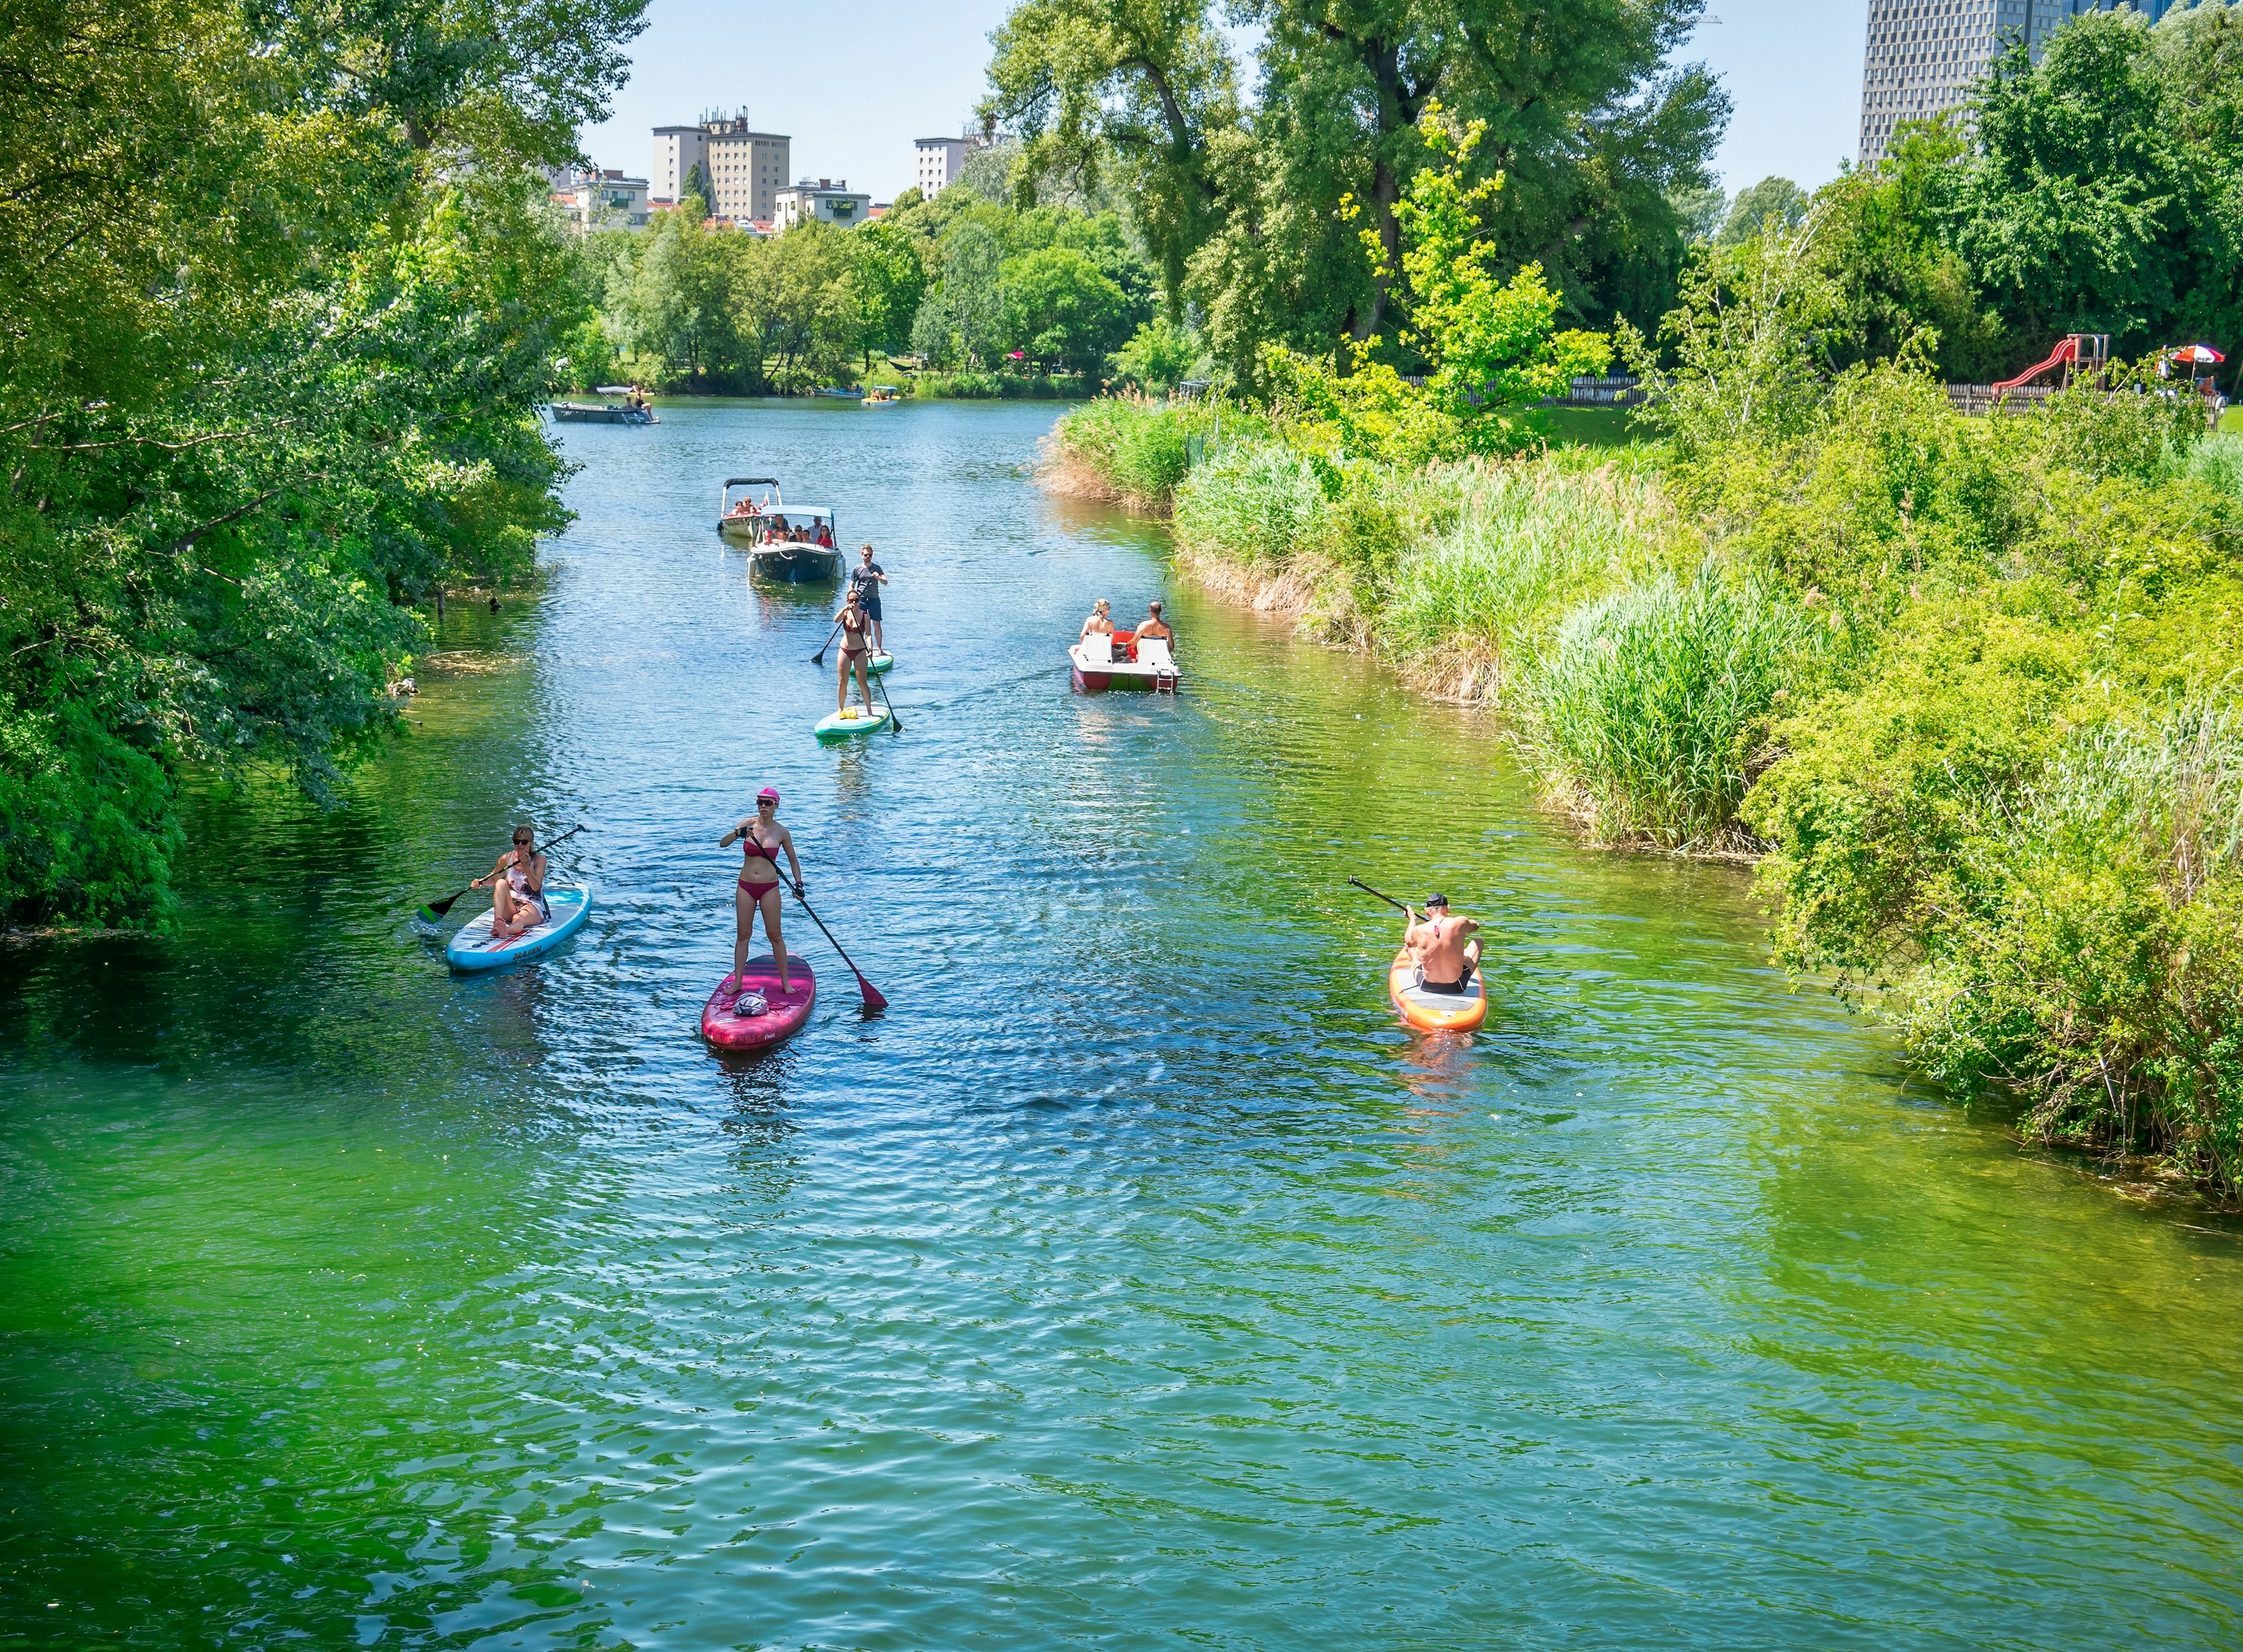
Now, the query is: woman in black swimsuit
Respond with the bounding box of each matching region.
[834,585,874,713]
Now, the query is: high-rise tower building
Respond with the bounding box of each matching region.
[1859,0,2176,167]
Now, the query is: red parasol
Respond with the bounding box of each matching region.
[2169,344,2225,364]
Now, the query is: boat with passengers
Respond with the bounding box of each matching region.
[1070,626,1180,693]
[552,387,658,425]
[716,478,844,583]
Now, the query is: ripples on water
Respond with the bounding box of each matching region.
[4,401,2242,1649]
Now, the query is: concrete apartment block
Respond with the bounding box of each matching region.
[1859,0,2175,166]
[654,119,791,222]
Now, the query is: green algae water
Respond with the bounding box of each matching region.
[5,401,2243,1649]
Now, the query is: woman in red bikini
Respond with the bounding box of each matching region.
[717,787,804,995]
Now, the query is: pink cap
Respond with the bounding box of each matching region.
[757,787,779,803]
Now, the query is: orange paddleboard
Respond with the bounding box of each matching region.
[1387,949,1488,1033]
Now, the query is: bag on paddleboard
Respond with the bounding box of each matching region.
[734,992,769,1018]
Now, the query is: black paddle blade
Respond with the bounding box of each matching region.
[419,890,463,922]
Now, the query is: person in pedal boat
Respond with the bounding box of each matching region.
[1404,894,1480,995]
[1134,601,1174,647]
[1079,598,1113,640]
[473,825,550,940]
[833,585,876,712]
[720,788,804,997]
[849,544,889,652]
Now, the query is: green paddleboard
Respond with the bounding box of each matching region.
[867,651,895,675]
[815,703,891,741]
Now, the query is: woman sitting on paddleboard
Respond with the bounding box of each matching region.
[473,825,549,940]
[834,586,875,712]
[720,789,804,997]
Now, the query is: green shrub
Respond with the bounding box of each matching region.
[917,370,1002,398]
[1171,441,1331,568]
[1520,562,1821,848]
[1892,701,2243,1188]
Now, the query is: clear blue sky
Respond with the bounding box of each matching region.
[578,1,1864,204]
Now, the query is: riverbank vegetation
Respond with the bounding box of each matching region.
[574,173,1173,395]
[0,0,647,929]
[1040,5,2243,1189]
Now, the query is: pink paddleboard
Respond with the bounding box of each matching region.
[700,953,817,1050]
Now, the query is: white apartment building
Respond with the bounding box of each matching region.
[913,136,980,197]
[1859,0,2175,165]
[774,179,874,231]
[652,118,791,222]
[555,171,650,231]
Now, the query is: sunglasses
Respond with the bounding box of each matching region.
[513,837,532,845]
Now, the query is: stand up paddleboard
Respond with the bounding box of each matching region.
[702,953,817,1050]
[866,650,894,675]
[1387,949,1487,1033]
[447,883,593,971]
[815,703,891,740]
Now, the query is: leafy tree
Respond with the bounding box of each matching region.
[755,223,865,390]
[629,199,757,384]
[1263,109,1613,464]
[936,222,1009,366]
[1950,9,2230,367]
[1110,316,1205,390]
[1001,246,1132,372]
[1809,129,2005,381]
[0,0,644,927]
[1718,176,1808,245]
[983,0,1242,308]
[851,220,930,360]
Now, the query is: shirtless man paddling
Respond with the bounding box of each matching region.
[1404,894,1480,994]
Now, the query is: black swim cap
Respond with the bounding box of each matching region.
[1425,893,1449,907]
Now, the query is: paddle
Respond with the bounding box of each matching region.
[786,885,888,1011]
[873,669,903,734]
[416,824,584,925]
[810,620,842,665]
[1348,876,1414,915]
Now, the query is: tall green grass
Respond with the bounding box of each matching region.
[1517,562,1821,849]
[2178,430,2243,500]
[1378,463,1680,678]
[1171,441,1331,568]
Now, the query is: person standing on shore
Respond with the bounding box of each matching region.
[849,544,890,653]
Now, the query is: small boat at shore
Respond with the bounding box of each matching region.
[715,478,844,582]
[1069,629,1180,693]
[813,387,864,400]
[863,386,901,405]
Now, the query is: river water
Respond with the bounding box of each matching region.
[4,400,2242,1650]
